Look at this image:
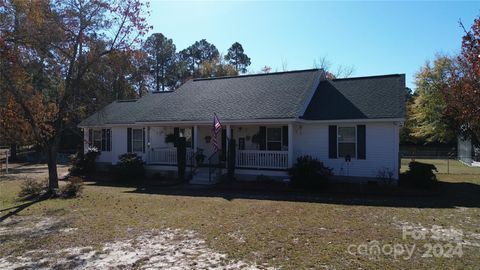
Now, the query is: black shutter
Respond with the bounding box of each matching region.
[282,126,288,147]
[357,125,366,159]
[328,125,337,159]
[88,129,93,147]
[106,129,111,152]
[127,128,132,152]
[142,128,146,153]
[101,129,106,151]
[259,126,266,150]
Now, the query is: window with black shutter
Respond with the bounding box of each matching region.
[106,129,111,152]
[357,125,366,159]
[338,127,356,158]
[282,126,288,149]
[258,126,266,150]
[127,128,132,152]
[89,128,112,152]
[328,125,337,159]
[132,128,143,152]
[101,129,107,151]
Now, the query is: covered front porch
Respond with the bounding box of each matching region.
[144,123,294,171]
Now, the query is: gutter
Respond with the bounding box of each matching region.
[78,117,405,129]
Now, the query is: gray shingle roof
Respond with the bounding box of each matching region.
[79,69,322,126]
[80,99,142,126]
[79,70,405,127]
[302,74,406,120]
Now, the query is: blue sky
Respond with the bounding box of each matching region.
[148,1,479,89]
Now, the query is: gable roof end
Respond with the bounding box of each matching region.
[302,74,406,120]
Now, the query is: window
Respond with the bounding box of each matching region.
[92,130,102,150]
[90,129,111,151]
[338,126,356,158]
[266,127,282,151]
[132,129,143,152]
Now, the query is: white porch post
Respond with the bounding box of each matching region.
[111,128,115,165]
[146,126,151,164]
[288,123,294,168]
[225,125,232,169]
[193,125,199,151]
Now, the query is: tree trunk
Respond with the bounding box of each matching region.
[155,62,160,92]
[46,137,61,190]
[10,143,17,161]
[161,65,165,91]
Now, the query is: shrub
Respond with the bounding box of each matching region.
[60,177,84,198]
[376,167,395,185]
[115,153,145,181]
[195,148,206,165]
[400,161,438,188]
[18,179,46,199]
[288,155,332,188]
[69,147,101,175]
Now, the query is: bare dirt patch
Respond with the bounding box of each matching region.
[0,216,273,270]
[0,230,272,269]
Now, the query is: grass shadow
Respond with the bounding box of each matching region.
[0,195,49,222]
[116,180,480,209]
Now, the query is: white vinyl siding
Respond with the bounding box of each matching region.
[294,122,399,180]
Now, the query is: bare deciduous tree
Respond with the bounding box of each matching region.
[313,56,355,79]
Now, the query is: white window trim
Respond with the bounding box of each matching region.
[337,125,357,159]
[132,128,144,153]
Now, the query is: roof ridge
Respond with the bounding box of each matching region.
[331,74,404,81]
[192,68,321,81]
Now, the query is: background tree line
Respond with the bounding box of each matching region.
[401,17,480,150]
[143,34,251,91]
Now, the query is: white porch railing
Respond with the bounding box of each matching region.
[236,150,288,169]
[149,148,288,169]
[148,147,193,165]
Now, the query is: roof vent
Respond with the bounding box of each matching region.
[117,99,138,103]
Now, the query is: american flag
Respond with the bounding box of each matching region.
[212,114,222,152]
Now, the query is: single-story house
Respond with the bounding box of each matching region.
[79,69,405,184]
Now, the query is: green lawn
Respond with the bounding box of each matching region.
[1,174,480,269]
[401,158,480,174]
